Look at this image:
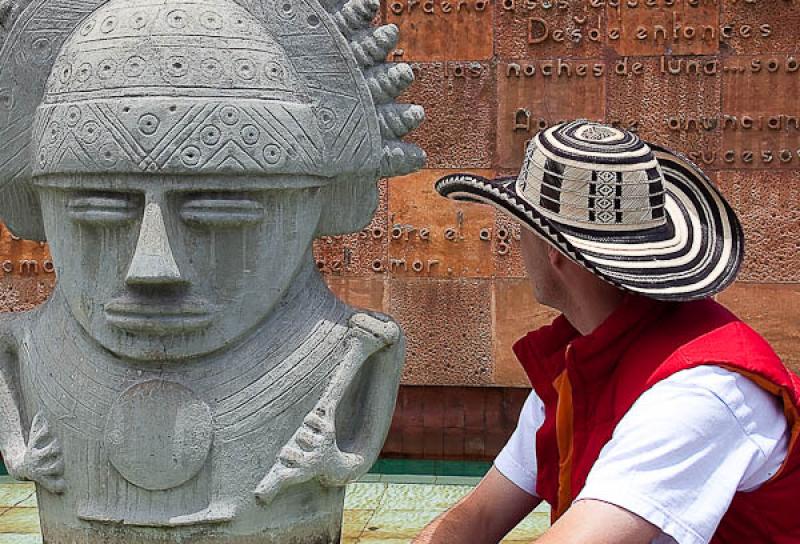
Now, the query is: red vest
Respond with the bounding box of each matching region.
[514,295,800,543]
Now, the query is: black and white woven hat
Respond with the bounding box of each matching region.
[436,120,744,301]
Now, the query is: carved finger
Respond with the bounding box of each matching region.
[295,428,323,451]
[303,413,330,434]
[28,413,51,446]
[254,463,310,505]
[36,456,65,477]
[278,446,305,468]
[32,442,62,463]
[38,475,66,495]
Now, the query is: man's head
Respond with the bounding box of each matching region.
[438,121,744,304]
[519,226,624,321]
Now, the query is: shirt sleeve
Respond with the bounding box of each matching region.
[576,366,789,544]
[493,390,545,497]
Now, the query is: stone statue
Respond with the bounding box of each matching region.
[0,0,425,541]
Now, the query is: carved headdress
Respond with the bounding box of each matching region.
[0,0,425,240]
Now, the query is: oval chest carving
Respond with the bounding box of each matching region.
[104,380,213,491]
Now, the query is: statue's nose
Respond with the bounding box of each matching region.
[125,202,186,286]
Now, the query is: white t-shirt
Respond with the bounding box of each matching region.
[494,365,789,544]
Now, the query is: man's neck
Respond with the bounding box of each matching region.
[560,278,626,336]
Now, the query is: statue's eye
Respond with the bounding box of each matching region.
[68,195,138,225]
[180,198,265,228]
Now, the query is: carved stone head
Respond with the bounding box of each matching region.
[0,0,425,360]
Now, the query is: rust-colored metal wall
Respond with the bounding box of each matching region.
[1,0,799,461]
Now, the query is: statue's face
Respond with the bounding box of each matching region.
[34,174,325,361]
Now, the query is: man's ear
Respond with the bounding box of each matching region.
[547,245,563,269]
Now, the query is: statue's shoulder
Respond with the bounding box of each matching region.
[347,311,403,349]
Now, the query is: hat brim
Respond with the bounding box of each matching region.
[436,146,743,301]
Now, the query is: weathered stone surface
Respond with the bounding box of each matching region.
[387,169,496,278]
[399,62,495,168]
[716,170,800,282]
[0,0,423,540]
[606,55,721,169]
[718,283,800,373]
[389,279,492,386]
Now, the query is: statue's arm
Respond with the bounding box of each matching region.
[255,313,403,504]
[0,323,65,493]
[0,331,27,475]
[332,323,405,480]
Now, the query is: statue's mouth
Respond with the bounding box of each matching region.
[104,298,214,336]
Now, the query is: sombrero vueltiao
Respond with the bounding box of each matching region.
[436,120,744,301]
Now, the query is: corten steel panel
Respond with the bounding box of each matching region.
[606,56,721,169]
[0,277,56,312]
[721,55,800,170]
[313,180,388,276]
[492,278,560,387]
[324,277,387,314]
[716,170,800,283]
[495,0,606,59]
[385,0,494,61]
[388,278,493,386]
[0,224,55,279]
[399,62,496,168]
[387,169,496,278]
[719,283,800,373]
[605,0,719,56]
[720,0,800,54]
[493,206,527,278]
[496,59,606,169]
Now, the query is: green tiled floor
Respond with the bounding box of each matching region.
[0,477,550,543]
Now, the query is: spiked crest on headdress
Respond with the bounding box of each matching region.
[0,0,425,240]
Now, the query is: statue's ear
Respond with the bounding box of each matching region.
[0,182,46,242]
[316,175,378,237]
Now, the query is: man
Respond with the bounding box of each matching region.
[414,120,800,544]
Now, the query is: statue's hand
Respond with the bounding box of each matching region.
[254,406,364,506]
[14,413,66,494]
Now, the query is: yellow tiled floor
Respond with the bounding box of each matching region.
[0,478,550,543]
